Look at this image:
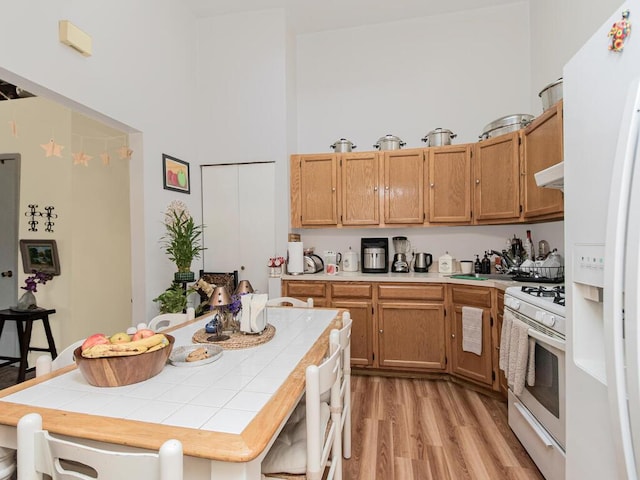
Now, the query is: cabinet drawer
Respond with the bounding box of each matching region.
[378,283,444,301]
[287,282,327,297]
[331,282,372,299]
[451,286,492,308]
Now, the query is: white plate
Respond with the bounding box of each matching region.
[169,344,223,367]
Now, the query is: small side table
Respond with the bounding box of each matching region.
[0,308,57,383]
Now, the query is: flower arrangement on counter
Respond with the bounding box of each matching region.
[22,270,54,293]
[268,256,285,268]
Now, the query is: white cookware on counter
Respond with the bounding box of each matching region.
[342,247,359,272]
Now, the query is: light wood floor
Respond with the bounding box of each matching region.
[0,367,543,479]
[343,375,544,480]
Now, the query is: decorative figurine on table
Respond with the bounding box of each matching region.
[609,9,631,52]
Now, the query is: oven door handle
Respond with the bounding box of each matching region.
[513,401,554,448]
[527,327,565,352]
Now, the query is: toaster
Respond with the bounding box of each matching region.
[303,254,324,274]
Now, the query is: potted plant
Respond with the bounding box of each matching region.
[160,201,204,282]
[153,282,193,313]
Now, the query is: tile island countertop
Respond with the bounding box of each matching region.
[0,307,344,480]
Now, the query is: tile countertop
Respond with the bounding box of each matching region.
[281,271,522,291]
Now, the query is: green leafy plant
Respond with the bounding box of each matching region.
[153,283,193,313]
[160,201,205,273]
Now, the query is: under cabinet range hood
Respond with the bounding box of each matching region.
[535,161,564,192]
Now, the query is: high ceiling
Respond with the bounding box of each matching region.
[184,0,525,34]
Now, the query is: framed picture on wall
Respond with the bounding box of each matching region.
[162,154,190,194]
[19,239,61,275]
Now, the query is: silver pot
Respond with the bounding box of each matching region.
[421,128,457,146]
[479,114,534,140]
[330,138,357,152]
[539,78,563,111]
[373,134,406,151]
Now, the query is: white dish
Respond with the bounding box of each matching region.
[169,344,223,367]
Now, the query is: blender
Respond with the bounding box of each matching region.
[391,236,411,272]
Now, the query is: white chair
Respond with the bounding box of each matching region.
[262,331,342,480]
[17,412,183,480]
[266,297,313,308]
[35,338,85,377]
[333,313,352,459]
[148,313,188,332]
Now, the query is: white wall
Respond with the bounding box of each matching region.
[195,8,292,259]
[0,0,199,322]
[528,0,622,113]
[296,3,531,150]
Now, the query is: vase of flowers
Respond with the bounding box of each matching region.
[268,256,285,277]
[160,201,205,282]
[16,270,53,311]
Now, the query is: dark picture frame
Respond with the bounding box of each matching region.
[162,154,190,194]
[19,239,61,275]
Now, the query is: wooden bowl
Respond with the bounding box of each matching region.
[74,335,175,387]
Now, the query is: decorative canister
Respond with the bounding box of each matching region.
[438,252,455,274]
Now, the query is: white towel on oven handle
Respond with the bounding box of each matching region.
[462,306,483,356]
[507,317,534,396]
[499,309,513,373]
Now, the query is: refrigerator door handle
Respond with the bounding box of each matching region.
[604,76,640,480]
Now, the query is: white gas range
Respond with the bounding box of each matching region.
[504,284,566,480]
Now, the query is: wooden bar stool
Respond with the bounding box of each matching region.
[0,308,57,383]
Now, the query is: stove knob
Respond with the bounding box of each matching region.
[535,311,544,322]
[542,313,556,327]
[507,298,520,310]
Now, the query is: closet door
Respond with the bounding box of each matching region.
[202,163,275,293]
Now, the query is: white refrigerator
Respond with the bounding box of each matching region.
[565,1,640,479]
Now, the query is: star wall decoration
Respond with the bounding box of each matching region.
[117,145,133,159]
[72,151,92,166]
[41,139,64,157]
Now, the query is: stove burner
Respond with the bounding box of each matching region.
[521,285,565,304]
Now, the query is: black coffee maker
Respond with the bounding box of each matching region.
[361,238,389,273]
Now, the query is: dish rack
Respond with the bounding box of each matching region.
[511,265,564,283]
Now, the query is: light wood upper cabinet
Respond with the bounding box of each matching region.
[522,101,564,220]
[427,144,472,223]
[291,154,338,227]
[473,132,521,223]
[341,152,380,226]
[383,149,425,224]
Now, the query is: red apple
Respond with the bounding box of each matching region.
[81,333,110,351]
[132,329,156,341]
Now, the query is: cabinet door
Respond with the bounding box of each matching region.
[383,149,424,224]
[299,154,339,226]
[378,302,446,370]
[428,145,472,223]
[522,102,564,219]
[331,299,374,367]
[473,132,521,223]
[341,152,380,225]
[283,280,329,307]
[202,163,275,294]
[450,304,493,385]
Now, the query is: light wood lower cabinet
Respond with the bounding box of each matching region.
[282,279,502,391]
[377,301,446,370]
[449,285,494,386]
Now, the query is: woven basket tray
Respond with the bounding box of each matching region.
[192,324,275,350]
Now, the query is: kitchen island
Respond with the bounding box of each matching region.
[0,307,343,480]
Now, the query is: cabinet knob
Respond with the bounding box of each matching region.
[385,186,389,190]
[430,183,435,188]
[332,187,336,192]
[451,333,455,338]
[374,186,378,192]
[379,329,383,334]
[475,179,480,185]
